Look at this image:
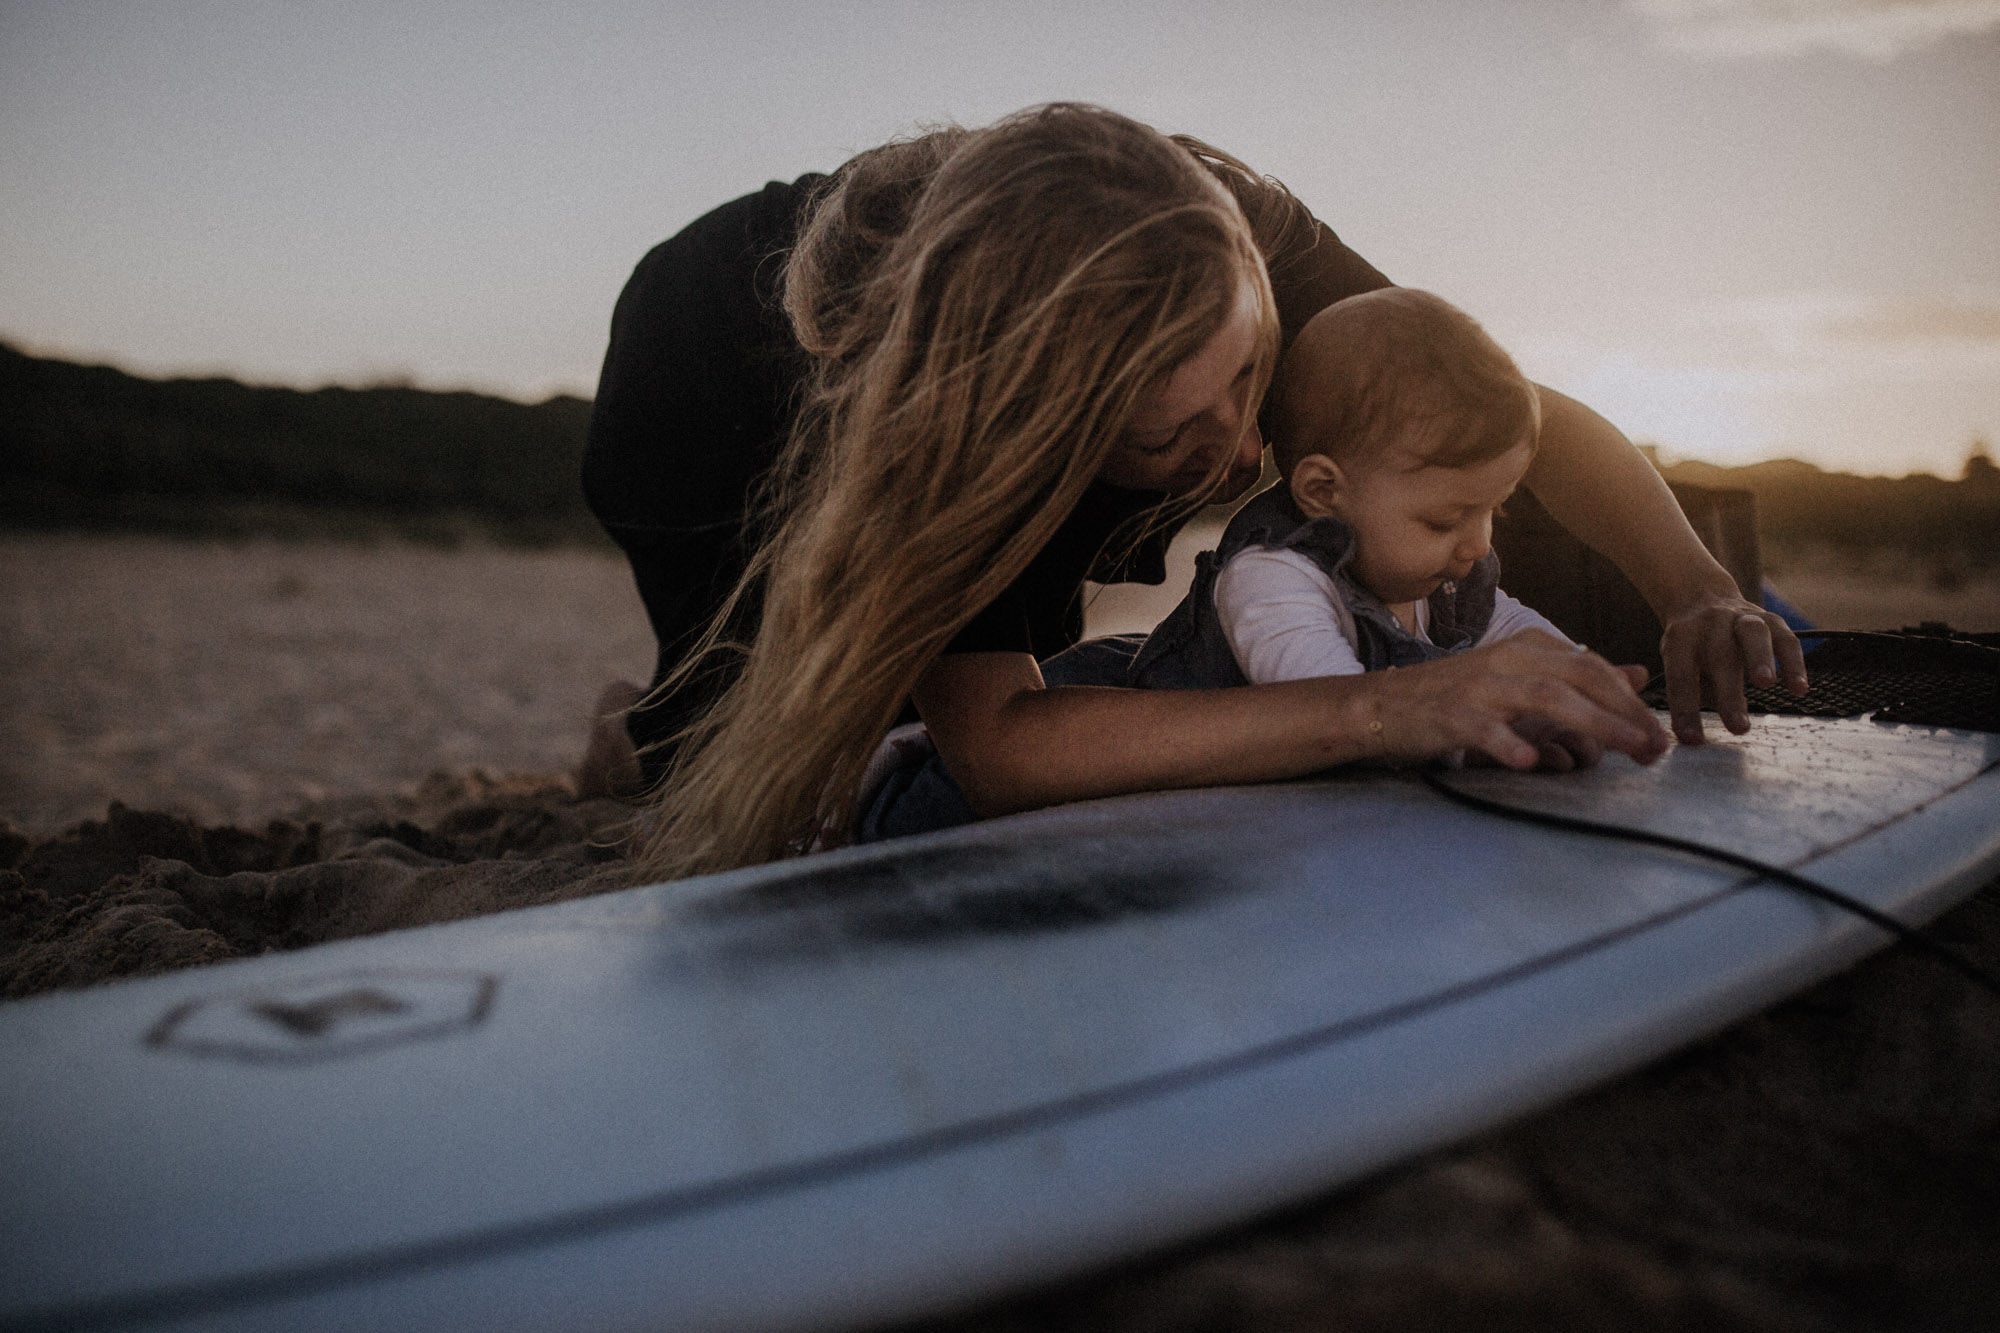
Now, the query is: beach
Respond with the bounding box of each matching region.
[3,530,1998,1330]
[0,533,655,837]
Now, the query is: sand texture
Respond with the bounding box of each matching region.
[1,533,656,836]
[4,533,1999,1332]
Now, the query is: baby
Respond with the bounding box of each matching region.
[1123,286,1571,693]
[858,288,1597,840]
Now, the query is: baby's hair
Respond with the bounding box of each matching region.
[1266,288,1539,477]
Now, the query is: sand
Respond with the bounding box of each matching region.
[0,533,656,836]
[4,531,1998,1331]
[6,528,1991,837]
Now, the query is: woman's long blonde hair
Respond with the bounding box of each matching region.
[636,104,1277,880]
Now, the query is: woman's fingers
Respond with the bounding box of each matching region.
[1734,612,1778,690]
[1475,719,1541,770]
[1661,619,1706,744]
[1552,728,1600,770]
[1773,615,1811,695]
[1540,677,1663,761]
[1706,613,1755,734]
[1434,636,1666,765]
[1512,714,1603,771]
[1551,644,1668,759]
[1658,597,1807,743]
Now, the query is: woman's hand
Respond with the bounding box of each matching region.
[1521,387,1811,747]
[1372,633,1669,771]
[916,635,1665,821]
[1493,665,1650,770]
[1658,592,1810,745]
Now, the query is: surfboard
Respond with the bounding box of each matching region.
[3,714,1997,1333]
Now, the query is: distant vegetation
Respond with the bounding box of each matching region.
[3,342,1995,569]
[1656,450,2000,584]
[0,341,599,546]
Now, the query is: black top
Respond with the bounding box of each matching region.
[947,479,1178,658]
[583,167,1392,665]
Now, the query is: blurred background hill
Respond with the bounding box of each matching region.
[7,338,1992,572]
[5,341,1995,576]
[1655,447,2000,588]
[0,341,599,546]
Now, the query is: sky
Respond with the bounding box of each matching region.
[2,0,1996,477]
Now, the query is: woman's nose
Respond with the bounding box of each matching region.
[1232,418,1264,471]
[1186,408,1258,471]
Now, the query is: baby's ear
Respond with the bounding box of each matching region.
[1288,452,1347,519]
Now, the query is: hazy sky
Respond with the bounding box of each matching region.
[3,0,1996,475]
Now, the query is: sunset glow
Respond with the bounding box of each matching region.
[2,0,1994,476]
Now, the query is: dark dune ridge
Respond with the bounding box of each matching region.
[4,776,1996,1333]
[6,340,1996,575]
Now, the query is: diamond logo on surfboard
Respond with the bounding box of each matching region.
[146,969,497,1063]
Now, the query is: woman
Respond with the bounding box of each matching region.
[583,104,1803,879]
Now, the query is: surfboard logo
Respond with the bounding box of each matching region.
[145,969,498,1063]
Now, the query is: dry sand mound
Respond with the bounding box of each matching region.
[0,772,635,998]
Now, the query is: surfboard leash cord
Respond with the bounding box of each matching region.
[1415,768,2000,1000]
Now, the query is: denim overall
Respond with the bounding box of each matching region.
[1117,483,1500,687]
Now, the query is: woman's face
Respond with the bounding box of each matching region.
[1099,281,1265,498]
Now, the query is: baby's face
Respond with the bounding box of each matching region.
[1318,442,1535,607]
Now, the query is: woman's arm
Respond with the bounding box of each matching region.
[1213,556,1609,774]
[1525,386,1809,744]
[913,638,1670,818]
[1212,173,1802,743]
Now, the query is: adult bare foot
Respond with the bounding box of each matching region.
[574,680,646,800]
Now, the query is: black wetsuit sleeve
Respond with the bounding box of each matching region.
[1217,172,1394,347]
[582,175,825,775]
[946,594,1037,656]
[1267,218,1394,346]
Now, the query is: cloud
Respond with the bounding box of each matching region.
[1645,291,2000,374]
[1512,290,2000,469]
[1631,0,2000,60]
[1823,296,2000,344]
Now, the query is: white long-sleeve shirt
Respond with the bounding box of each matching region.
[1212,546,1570,683]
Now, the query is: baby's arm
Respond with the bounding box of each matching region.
[1213,547,1367,683]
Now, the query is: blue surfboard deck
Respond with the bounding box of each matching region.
[2,715,1997,1333]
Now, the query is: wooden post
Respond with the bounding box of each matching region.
[1490,484,1762,676]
